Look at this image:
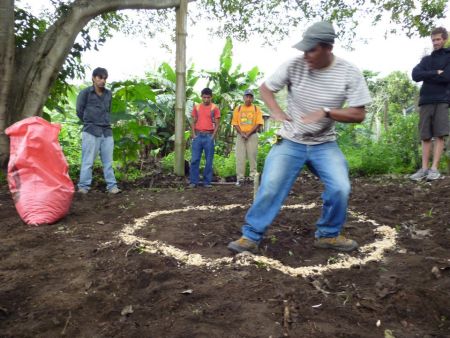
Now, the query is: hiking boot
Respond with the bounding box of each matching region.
[107,187,121,194]
[78,187,88,194]
[409,168,428,181]
[227,237,259,254]
[426,169,441,181]
[314,235,358,252]
[204,184,213,188]
[188,183,197,188]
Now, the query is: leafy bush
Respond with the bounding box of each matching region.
[213,152,236,178]
[257,129,276,172]
[161,149,192,172]
[339,113,421,176]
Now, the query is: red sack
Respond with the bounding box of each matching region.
[5,117,74,225]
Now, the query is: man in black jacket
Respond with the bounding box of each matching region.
[411,27,450,181]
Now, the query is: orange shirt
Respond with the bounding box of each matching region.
[231,104,264,133]
[192,103,220,131]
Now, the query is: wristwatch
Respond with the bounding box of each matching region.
[323,107,331,118]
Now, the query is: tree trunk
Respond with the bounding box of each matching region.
[0,0,15,168]
[174,0,187,176]
[0,0,193,167]
[383,98,388,132]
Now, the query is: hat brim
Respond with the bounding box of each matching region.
[292,39,318,52]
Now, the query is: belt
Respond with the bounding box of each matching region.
[196,130,214,134]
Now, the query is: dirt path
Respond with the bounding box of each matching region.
[0,174,449,337]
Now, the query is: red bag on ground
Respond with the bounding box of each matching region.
[5,117,74,225]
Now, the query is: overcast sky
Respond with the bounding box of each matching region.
[81,25,432,84]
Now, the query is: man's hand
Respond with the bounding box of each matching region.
[300,109,326,124]
[270,110,293,122]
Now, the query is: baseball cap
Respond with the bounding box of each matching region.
[244,89,254,96]
[293,21,336,52]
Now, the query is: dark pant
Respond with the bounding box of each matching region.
[419,103,449,140]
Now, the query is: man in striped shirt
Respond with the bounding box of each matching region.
[228,22,372,254]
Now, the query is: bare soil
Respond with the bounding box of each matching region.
[0,173,449,338]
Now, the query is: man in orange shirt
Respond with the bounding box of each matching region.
[232,89,264,186]
[189,88,221,188]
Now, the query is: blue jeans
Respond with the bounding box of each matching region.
[242,139,350,242]
[190,133,215,185]
[78,132,118,191]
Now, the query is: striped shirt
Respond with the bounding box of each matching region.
[265,55,372,144]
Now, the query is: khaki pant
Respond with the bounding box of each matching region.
[235,133,258,180]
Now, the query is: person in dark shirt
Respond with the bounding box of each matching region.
[411,27,450,181]
[76,67,121,194]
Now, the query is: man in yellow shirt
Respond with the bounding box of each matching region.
[232,89,264,186]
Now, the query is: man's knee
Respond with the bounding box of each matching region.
[328,181,351,199]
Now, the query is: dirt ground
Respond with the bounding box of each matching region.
[0,172,449,338]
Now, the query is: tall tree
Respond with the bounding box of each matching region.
[0,0,188,166]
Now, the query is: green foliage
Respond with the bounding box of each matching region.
[161,149,192,172]
[336,71,422,176]
[339,109,421,176]
[199,0,447,45]
[213,152,236,178]
[113,120,162,172]
[256,129,277,172]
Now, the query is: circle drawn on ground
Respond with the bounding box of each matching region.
[118,204,397,278]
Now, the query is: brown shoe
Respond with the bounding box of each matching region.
[314,235,358,252]
[227,237,259,254]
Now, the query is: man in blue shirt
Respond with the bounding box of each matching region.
[76,67,120,194]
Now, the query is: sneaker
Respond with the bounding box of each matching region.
[107,187,121,194]
[313,235,358,252]
[235,180,242,186]
[204,184,213,188]
[78,187,88,194]
[188,183,197,188]
[227,237,259,254]
[426,169,441,181]
[409,168,428,181]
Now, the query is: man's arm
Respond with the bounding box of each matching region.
[301,107,366,124]
[190,118,197,138]
[412,57,448,83]
[76,89,87,121]
[246,123,262,137]
[212,117,220,138]
[259,83,292,122]
[233,125,246,137]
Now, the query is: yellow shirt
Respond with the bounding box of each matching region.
[231,104,264,133]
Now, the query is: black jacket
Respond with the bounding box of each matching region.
[412,47,450,106]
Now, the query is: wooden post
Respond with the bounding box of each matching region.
[383,98,388,132]
[174,0,188,176]
[446,138,450,174]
